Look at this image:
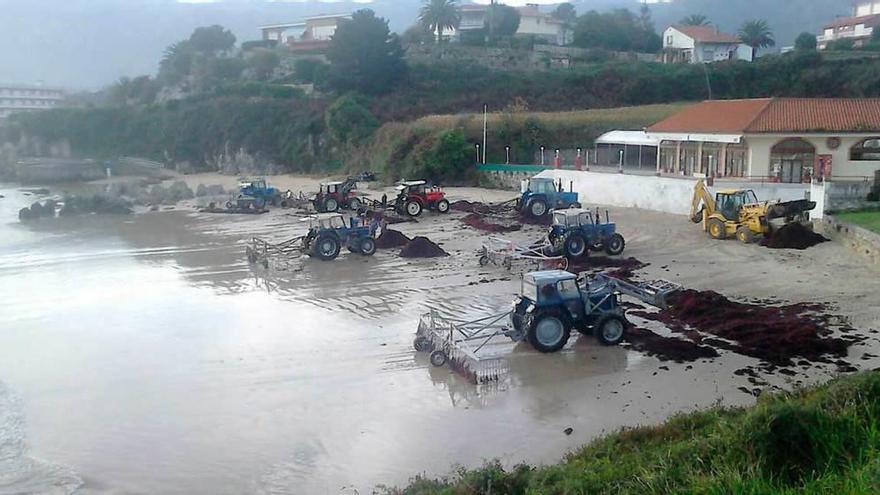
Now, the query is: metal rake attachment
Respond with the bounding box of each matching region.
[414,309,513,384]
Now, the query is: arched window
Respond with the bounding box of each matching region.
[770,138,815,183]
[851,138,880,161]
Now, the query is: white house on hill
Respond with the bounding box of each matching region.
[455,3,568,45]
[662,25,753,63]
[818,1,879,49]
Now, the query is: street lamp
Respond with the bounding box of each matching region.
[505,146,510,164]
[540,146,545,165]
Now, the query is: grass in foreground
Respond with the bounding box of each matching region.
[383,371,880,494]
[837,210,880,235]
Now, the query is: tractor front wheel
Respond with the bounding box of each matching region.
[595,314,627,346]
[564,235,587,258]
[707,218,726,240]
[348,197,362,211]
[436,199,450,213]
[526,313,571,353]
[405,200,423,217]
[604,233,626,256]
[314,235,340,261]
[429,350,448,367]
[360,237,377,256]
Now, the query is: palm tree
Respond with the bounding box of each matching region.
[680,14,710,26]
[738,19,775,61]
[419,0,461,44]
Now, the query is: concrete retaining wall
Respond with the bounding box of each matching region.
[817,215,880,267]
[536,169,810,216]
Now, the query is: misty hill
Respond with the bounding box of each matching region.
[0,0,852,90]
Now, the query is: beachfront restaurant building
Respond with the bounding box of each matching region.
[640,98,880,182]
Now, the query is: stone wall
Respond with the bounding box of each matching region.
[817,215,880,267]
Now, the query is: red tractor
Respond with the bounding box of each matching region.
[313,178,362,213]
[394,180,451,217]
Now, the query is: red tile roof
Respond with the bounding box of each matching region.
[672,25,741,44]
[648,99,773,133]
[648,98,880,134]
[823,14,880,29]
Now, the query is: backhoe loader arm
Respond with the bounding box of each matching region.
[690,179,715,223]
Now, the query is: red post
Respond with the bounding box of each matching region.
[554,149,561,169]
[575,148,583,171]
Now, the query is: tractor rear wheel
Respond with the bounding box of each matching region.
[564,235,587,258]
[314,235,340,261]
[604,233,626,256]
[324,198,339,212]
[707,218,726,240]
[595,314,627,346]
[360,237,376,256]
[526,313,571,353]
[736,226,756,244]
[529,199,548,218]
[436,199,450,213]
[405,200,423,217]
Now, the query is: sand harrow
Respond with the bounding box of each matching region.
[478,236,568,271]
[414,309,515,384]
[246,235,305,269]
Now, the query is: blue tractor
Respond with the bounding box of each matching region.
[227,178,285,210]
[517,177,581,218]
[302,213,378,261]
[548,208,626,258]
[509,271,679,353]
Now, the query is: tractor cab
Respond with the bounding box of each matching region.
[313,178,360,212]
[520,270,582,307]
[239,178,267,195]
[715,189,760,221]
[518,177,580,218]
[394,180,450,217]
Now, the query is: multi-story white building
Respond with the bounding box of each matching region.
[662,25,753,63]
[818,1,880,49]
[259,13,352,51]
[455,3,568,45]
[0,84,64,119]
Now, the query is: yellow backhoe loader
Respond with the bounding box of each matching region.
[690,179,816,243]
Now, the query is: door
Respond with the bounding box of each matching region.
[780,160,803,183]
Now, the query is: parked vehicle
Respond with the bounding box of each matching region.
[227,178,285,210]
[548,208,626,258]
[394,180,450,217]
[517,178,581,218]
[414,270,680,381]
[313,178,361,213]
[302,213,377,260]
[247,213,377,266]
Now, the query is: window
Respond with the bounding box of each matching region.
[851,138,880,161]
[666,35,673,46]
[557,279,579,299]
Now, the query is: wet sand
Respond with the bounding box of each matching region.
[1,177,879,494]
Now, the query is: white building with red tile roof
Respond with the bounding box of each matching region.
[642,98,880,182]
[662,25,753,64]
